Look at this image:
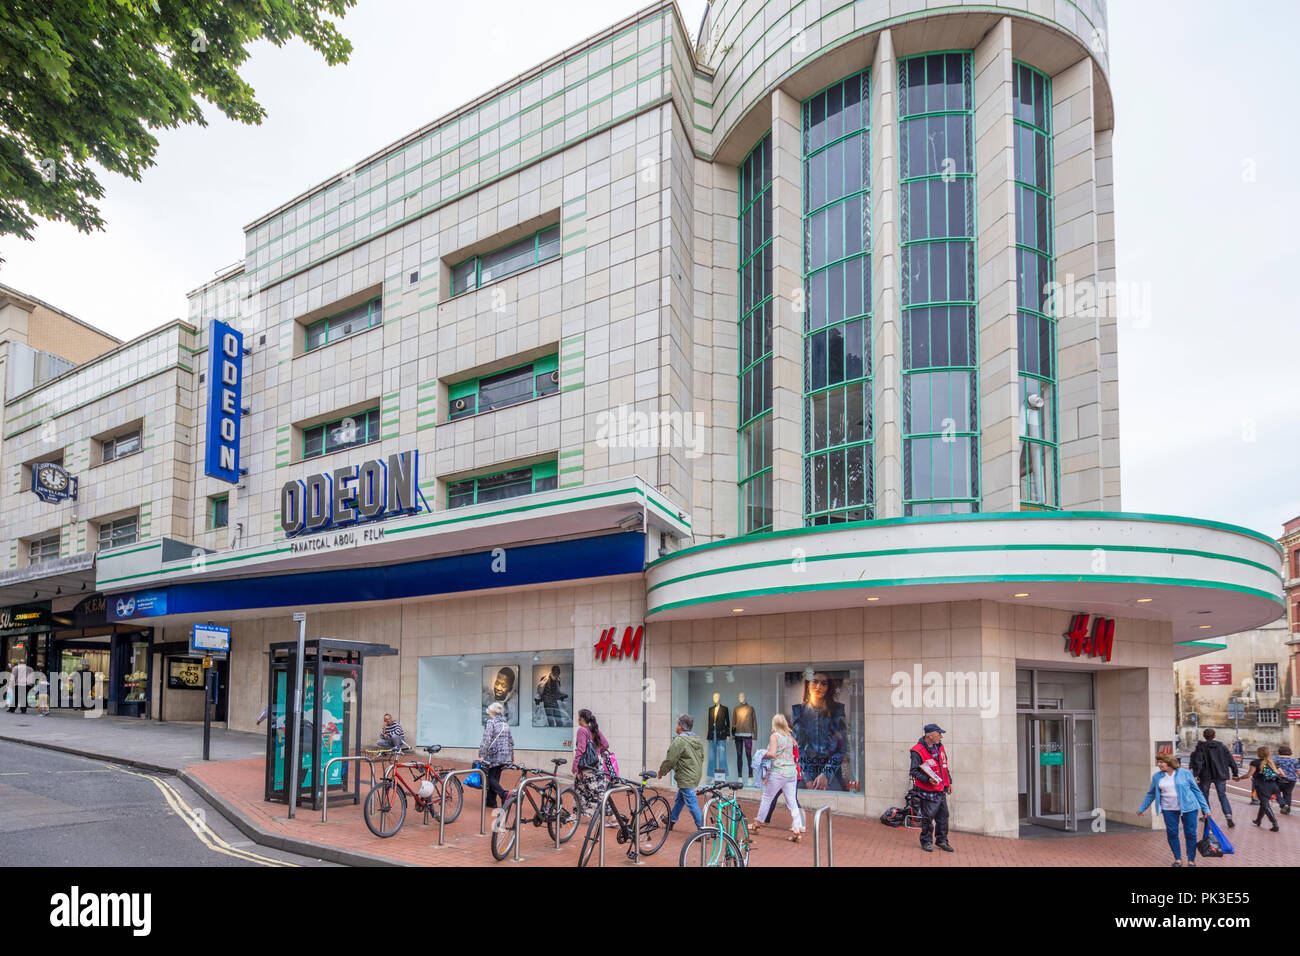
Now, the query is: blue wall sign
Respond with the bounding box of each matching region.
[108,590,168,621]
[31,462,78,503]
[204,320,243,483]
[191,623,231,654]
[280,449,423,537]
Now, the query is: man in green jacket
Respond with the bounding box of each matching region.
[658,713,705,830]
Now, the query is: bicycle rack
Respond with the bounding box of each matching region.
[436,767,490,847]
[812,805,834,867]
[320,755,376,823]
[701,795,718,827]
[508,773,560,862]
[595,783,642,867]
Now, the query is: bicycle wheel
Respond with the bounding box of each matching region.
[548,786,581,843]
[576,810,602,868]
[489,794,519,861]
[679,827,745,867]
[363,780,407,838]
[430,773,464,824]
[631,792,671,856]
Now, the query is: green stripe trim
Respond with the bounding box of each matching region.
[646,511,1283,568]
[98,541,163,561]
[648,575,1285,618]
[647,543,1283,594]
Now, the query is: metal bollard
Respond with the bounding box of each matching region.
[812,805,834,867]
[321,755,375,823]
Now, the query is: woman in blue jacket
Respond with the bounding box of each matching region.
[1138,753,1212,866]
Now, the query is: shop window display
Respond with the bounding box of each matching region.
[417,650,573,751]
[670,662,863,792]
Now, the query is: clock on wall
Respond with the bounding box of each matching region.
[31,462,78,503]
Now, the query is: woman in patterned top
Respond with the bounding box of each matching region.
[1272,745,1297,816]
[752,713,806,842]
[1244,746,1282,830]
[572,709,615,824]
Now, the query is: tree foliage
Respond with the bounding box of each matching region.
[0,0,356,241]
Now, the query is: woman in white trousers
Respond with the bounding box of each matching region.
[752,714,805,842]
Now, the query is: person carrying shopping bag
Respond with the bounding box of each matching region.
[751,714,805,843]
[1138,753,1211,866]
[478,701,514,811]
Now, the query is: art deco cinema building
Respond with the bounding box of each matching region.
[0,0,1283,837]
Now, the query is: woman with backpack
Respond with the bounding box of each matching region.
[572,709,616,823]
[1244,746,1282,830]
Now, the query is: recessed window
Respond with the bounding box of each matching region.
[304,297,382,352]
[302,408,380,460]
[1257,708,1280,726]
[448,356,559,421]
[447,462,558,510]
[27,535,59,565]
[209,495,229,531]
[1254,662,1278,694]
[102,429,141,464]
[450,225,561,296]
[97,515,138,551]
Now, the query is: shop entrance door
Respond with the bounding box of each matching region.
[1025,713,1096,831]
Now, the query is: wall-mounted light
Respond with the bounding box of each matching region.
[1137,598,1153,603]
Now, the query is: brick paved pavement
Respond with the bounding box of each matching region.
[185,758,1300,867]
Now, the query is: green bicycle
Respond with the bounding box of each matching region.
[679,781,751,867]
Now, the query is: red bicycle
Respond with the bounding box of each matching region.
[362,744,464,837]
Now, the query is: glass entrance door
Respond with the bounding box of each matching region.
[1029,715,1072,829]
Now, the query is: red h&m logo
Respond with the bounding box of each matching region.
[1065,613,1115,663]
[595,625,643,662]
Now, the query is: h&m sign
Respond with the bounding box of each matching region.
[594,625,643,662]
[204,320,244,483]
[1065,613,1115,663]
[280,449,423,537]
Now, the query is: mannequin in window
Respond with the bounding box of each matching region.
[707,692,729,779]
[733,692,756,780]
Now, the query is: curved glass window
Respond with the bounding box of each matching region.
[1013,62,1058,509]
[738,134,774,534]
[898,52,978,515]
[802,71,872,525]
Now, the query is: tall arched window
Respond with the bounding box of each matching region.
[738,133,774,534]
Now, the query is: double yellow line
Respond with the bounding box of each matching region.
[113,765,298,867]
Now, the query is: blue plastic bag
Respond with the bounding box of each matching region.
[1207,816,1233,854]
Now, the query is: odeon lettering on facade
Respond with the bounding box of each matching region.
[0,0,1284,838]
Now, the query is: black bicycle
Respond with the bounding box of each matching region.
[576,771,671,866]
[489,759,580,860]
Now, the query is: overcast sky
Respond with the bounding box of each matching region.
[1,0,1295,537]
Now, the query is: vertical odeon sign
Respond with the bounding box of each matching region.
[204,319,243,483]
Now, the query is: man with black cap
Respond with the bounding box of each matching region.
[909,723,953,852]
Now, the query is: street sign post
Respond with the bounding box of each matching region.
[288,611,307,819]
[192,623,229,762]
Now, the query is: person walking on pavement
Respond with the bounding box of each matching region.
[1138,753,1212,866]
[8,660,32,714]
[657,713,705,832]
[35,674,50,716]
[1189,728,1239,828]
[572,708,614,822]
[1274,745,1297,815]
[1244,746,1282,831]
[909,723,954,853]
[478,701,514,812]
[751,714,805,842]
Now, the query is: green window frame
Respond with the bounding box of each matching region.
[738,133,774,535]
[802,70,873,526]
[450,225,562,296]
[1013,61,1059,511]
[97,514,138,551]
[446,461,558,510]
[304,297,383,352]
[448,354,559,421]
[302,408,380,460]
[898,52,980,516]
[208,494,229,531]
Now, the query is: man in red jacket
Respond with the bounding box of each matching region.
[909,723,953,852]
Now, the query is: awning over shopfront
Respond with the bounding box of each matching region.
[0,552,95,608]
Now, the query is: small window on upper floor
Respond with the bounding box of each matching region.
[302,408,381,460]
[97,424,142,465]
[446,461,558,510]
[209,495,229,531]
[97,514,138,551]
[1254,663,1278,694]
[448,355,558,421]
[27,534,60,565]
[450,225,561,296]
[304,297,383,352]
